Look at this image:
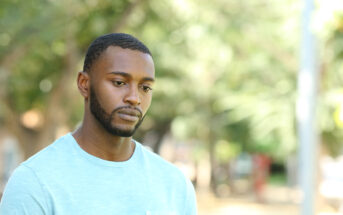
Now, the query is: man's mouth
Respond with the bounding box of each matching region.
[116,108,142,122]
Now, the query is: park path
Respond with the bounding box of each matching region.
[197,192,298,215]
[197,185,342,215]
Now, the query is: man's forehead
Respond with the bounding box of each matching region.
[92,46,155,77]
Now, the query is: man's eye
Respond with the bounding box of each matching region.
[112,81,125,86]
[142,85,153,93]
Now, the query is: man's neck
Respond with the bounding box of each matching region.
[72,121,135,162]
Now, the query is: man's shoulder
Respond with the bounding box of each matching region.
[138,143,174,166]
[137,142,187,179]
[22,133,73,169]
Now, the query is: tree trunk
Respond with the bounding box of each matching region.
[152,122,171,154]
[208,129,218,194]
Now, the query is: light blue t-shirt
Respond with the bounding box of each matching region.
[0,133,197,215]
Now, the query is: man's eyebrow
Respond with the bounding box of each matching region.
[108,71,131,78]
[142,77,155,82]
[108,71,155,82]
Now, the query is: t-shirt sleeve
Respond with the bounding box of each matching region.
[184,179,197,215]
[0,164,50,215]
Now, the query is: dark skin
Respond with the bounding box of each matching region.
[73,46,155,161]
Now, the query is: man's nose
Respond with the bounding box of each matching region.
[124,86,141,106]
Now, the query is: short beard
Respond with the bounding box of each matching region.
[89,87,144,137]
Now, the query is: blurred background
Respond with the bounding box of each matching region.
[1,0,343,214]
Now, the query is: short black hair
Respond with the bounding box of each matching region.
[83,33,152,73]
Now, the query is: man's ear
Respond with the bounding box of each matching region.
[77,71,90,99]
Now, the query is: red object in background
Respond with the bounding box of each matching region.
[252,154,271,202]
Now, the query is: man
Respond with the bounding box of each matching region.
[0,33,197,215]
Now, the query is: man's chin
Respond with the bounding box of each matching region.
[106,127,136,137]
[114,131,134,137]
[105,117,144,137]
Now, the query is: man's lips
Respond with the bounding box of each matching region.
[116,108,142,122]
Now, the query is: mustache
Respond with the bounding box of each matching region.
[111,106,143,118]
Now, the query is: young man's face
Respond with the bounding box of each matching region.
[88,46,155,137]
